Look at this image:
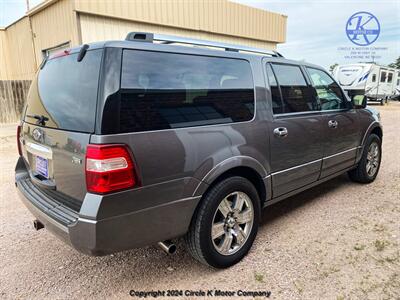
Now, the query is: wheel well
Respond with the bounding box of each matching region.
[371,126,383,141]
[205,166,267,205]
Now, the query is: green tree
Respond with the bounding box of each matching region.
[329,63,339,73]
[388,56,400,69]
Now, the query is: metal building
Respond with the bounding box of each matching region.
[0,0,287,122]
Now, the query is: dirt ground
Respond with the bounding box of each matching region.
[0,102,399,300]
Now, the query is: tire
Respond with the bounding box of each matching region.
[185,176,260,268]
[348,133,382,183]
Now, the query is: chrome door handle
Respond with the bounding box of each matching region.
[328,120,338,128]
[273,127,288,137]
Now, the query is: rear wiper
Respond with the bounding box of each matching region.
[26,114,49,126]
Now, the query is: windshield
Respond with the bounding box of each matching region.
[24,49,103,133]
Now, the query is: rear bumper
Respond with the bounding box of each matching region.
[15,157,201,256]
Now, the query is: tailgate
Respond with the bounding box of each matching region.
[19,47,103,208]
[20,123,90,203]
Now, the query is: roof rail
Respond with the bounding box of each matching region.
[125,32,284,57]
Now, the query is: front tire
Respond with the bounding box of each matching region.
[185,176,260,268]
[348,133,382,183]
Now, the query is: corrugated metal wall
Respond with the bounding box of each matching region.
[0,29,9,80]
[0,20,34,123]
[0,80,31,123]
[1,0,287,80]
[75,0,286,46]
[0,18,36,80]
[30,0,79,67]
[0,0,287,123]
[80,14,277,50]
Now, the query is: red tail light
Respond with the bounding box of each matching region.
[85,144,138,194]
[17,125,22,156]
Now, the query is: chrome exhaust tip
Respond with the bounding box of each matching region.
[158,240,176,254]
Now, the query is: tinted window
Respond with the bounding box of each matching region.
[307,67,346,110]
[271,64,318,113]
[266,64,284,114]
[388,73,393,83]
[380,72,386,82]
[118,50,254,133]
[372,74,376,82]
[25,50,102,133]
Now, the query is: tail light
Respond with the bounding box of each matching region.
[17,125,22,156]
[85,144,138,194]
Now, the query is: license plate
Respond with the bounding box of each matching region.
[36,156,48,178]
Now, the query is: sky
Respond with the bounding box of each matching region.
[0,0,42,27]
[235,0,400,68]
[1,0,399,69]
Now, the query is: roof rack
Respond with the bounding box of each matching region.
[125,32,284,57]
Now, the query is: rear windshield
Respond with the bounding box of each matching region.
[103,50,254,134]
[24,49,102,133]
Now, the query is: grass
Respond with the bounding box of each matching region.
[374,240,389,252]
[354,244,366,251]
[254,273,264,283]
[294,280,303,294]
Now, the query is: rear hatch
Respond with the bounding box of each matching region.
[20,48,103,211]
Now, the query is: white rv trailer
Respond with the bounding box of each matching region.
[333,63,400,105]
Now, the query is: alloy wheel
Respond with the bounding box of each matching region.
[211,191,254,255]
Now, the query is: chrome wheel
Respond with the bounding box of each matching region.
[211,191,254,256]
[366,142,380,177]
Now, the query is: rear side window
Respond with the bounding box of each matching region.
[271,64,318,113]
[119,50,254,133]
[25,49,102,133]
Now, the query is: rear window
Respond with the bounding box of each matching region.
[116,50,254,133]
[24,49,102,132]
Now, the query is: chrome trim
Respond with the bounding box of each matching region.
[78,217,97,224]
[361,121,381,146]
[152,34,280,57]
[323,147,358,160]
[274,111,321,118]
[272,159,322,176]
[26,142,52,159]
[192,156,269,197]
[203,156,268,179]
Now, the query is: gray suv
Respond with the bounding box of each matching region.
[15,33,383,268]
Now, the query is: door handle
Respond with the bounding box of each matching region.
[273,127,288,138]
[328,120,338,128]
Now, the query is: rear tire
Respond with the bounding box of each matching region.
[185,176,260,268]
[348,133,381,183]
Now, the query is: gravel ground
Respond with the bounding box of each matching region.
[0,103,399,300]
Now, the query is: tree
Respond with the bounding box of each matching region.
[329,63,338,74]
[388,56,400,69]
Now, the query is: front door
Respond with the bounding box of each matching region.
[305,67,361,178]
[265,62,324,198]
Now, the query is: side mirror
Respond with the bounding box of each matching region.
[351,95,367,109]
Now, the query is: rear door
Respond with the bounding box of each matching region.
[265,62,323,198]
[20,48,103,205]
[305,67,360,178]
